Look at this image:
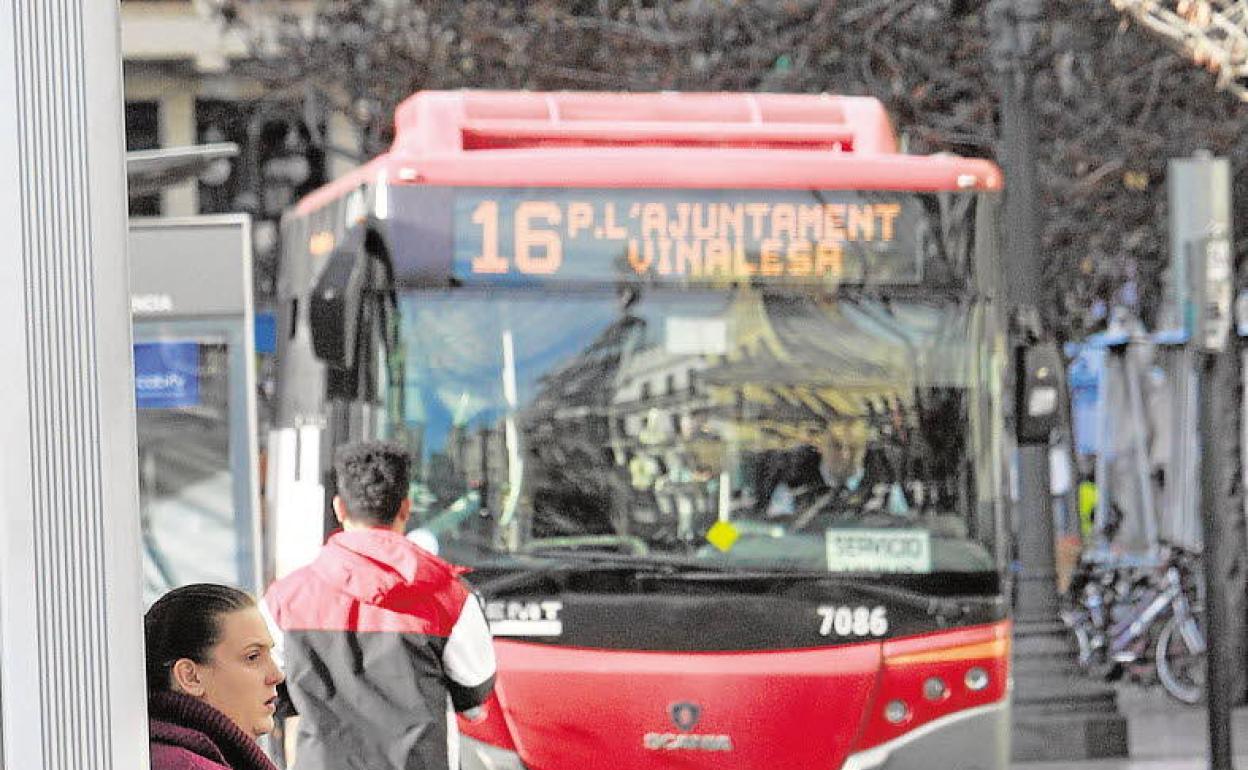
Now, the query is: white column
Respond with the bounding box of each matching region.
[0,1,148,769]
[328,108,363,180]
[161,87,198,216]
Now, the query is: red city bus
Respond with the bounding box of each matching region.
[269,90,1012,770]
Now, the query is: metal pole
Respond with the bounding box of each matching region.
[990,0,1128,759]
[1197,349,1234,770]
[1169,153,1238,770]
[992,0,1055,620]
[1013,441,1061,620]
[990,0,1051,617]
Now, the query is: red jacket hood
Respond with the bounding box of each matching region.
[311,529,467,608]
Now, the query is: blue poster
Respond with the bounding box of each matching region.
[134,341,200,409]
[254,311,277,354]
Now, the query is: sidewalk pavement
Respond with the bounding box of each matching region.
[1018,758,1248,769]
[1014,685,1248,769]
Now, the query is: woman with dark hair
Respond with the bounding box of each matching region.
[144,583,283,770]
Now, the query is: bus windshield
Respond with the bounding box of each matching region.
[390,286,1002,576]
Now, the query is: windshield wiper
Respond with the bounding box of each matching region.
[471,549,736,595]
[634,568,995,619]
[474,554,994,620]
[822,577,994,620]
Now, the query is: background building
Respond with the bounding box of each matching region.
[120,0,349,300]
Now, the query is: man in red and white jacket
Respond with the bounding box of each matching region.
[264,441,496,770]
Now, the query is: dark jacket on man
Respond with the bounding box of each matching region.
[264,528,496,770]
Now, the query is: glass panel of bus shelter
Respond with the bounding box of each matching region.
[391,287,997,577]
[133,336,244,606]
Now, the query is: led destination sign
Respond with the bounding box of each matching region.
[450,188,927,285]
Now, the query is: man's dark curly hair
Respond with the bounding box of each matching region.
[334,440,411,525]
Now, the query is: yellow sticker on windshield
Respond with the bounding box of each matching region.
[705,520,740,552]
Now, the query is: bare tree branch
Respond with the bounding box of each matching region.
[216,0,1248,337]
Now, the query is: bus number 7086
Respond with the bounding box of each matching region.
[817,605,889,638]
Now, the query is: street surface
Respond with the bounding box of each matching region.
[1015,685,1248,769]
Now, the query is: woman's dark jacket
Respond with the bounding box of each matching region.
[148,691,278,770]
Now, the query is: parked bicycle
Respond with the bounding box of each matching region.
[1061,542,1206,704]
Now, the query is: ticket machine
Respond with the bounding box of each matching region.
[128,215,260,605]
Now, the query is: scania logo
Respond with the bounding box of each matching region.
[669,701,701,732]
[644,701,733,752]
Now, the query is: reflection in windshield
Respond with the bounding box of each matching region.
[392,287,998,574]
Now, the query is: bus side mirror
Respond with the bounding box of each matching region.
[1015,341,1063,445]
[309,247,369,370]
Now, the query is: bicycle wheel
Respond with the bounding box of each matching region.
[1155,614,1205,705]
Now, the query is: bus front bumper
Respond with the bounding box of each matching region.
[461,700,1010,770]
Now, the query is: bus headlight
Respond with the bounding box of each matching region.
[883,699,910,724]
[923,676,948,701]
[965,667,990,692]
